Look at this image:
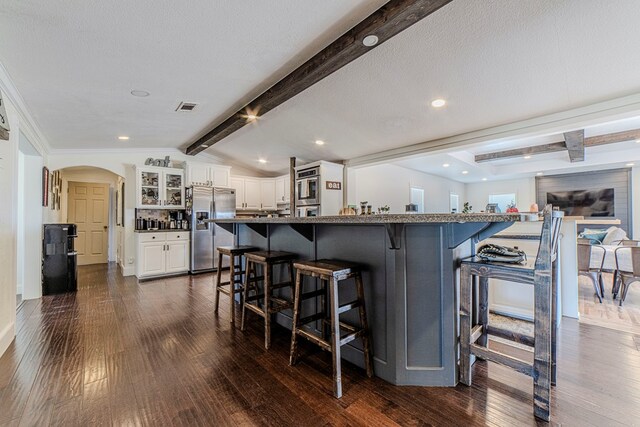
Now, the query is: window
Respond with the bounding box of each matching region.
[410,187,424,213]
[450,193,459,213]
[488,193,516,213]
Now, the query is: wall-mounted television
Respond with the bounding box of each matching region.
[546,188,614,217]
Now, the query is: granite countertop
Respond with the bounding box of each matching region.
[134,229,190,233]
[207,213,522,224]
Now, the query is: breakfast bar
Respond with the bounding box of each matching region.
[211,213,520,387]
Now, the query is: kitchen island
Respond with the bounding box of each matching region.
[210,213,521,386]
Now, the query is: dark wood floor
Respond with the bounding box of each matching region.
[1,264,639,426]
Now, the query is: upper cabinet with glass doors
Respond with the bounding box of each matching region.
[136,166,185,209]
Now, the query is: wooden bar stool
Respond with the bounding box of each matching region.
[241,250,297,349]
[214,245,259,324]
[289,260,374,398]
[459,205,563,421]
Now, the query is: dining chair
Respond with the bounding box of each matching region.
[578,238,606,303]
[614,245,640,306]
[612,240,640,298]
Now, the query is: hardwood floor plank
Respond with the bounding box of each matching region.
[1,263,639,426]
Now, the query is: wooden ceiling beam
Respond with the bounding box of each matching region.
[563,129,585,162]
[474,128,640,163]
[186,0,453,155]
[584,129,640,147]
[474,142,567,163]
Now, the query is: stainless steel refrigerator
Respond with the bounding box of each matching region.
[189,186,236,273]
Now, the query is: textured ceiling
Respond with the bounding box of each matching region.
[2,0,640,176]
[0,0,385,150]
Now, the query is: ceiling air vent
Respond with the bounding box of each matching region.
[176,102,198,112]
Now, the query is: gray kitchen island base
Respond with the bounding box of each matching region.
[213,215,517,386]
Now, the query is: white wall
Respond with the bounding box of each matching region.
[347,164,466,214]
[0,95,19,357]
[20,151,44,300]
[465,177,536,213]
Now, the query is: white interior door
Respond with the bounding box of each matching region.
[68,182,109,265]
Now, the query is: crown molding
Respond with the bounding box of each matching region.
[346,92,640,168]
[0,61,51,156]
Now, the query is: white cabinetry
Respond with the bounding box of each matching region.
[230,177,245,209]
[260,179,277,210]
[275,175,290,204]
[136,166,185,209]
[136,232,190,278]
[244,178,261,209]
[230,176,279,210]
[186,163,231,187]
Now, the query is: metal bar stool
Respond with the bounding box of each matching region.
[459,204,563,421]
[289,259,374,398]
[214,245,259,324]
[241,250,297,349]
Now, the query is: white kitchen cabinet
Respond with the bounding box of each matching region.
[244,178,261,210]
[186,163,231,187]
[187,163,209,186]
[211,167,230,187]
[166,240,189,273]
[136,166,185,209]
[260,179,277,210]
[135,232,190,278]
[230,177,245,209]
[139,242,166,277]
[231,176,280,211]
[275,175,290,204]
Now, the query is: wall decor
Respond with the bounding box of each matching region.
[0,90,9,140]
[144,156,171,167]
[49,169,62,211]
[42,166,49,207]
[325,181,341,190]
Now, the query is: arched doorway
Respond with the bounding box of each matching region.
[57,166,124,266]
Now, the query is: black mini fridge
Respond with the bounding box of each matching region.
[42,223,78,295]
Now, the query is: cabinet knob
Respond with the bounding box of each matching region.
[177,235,180,238]
[152,236,155,239]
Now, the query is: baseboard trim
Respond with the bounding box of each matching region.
[120,264,135,277]
[490,303,534,322]
[0,321,15,359]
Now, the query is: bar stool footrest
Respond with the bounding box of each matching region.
[338,300,361,314]
[340,329,366,346]
[295,329,331,351]
[470,343,533,377]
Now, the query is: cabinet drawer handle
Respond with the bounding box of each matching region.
[152,236,156,239]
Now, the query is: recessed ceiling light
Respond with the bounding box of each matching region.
[362,35,379,47]
[626,162,635,167]
[482,178,487,181]
[537,172,544,176]
[431,98,446,108]
[462,170,469,175]
[246,114,258,121]
[117,136,129,140]
[258,158,267,164]
[442,163,450,168]
[315,140,325,146]
[131,90,150,97]
[524,155,532,159]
